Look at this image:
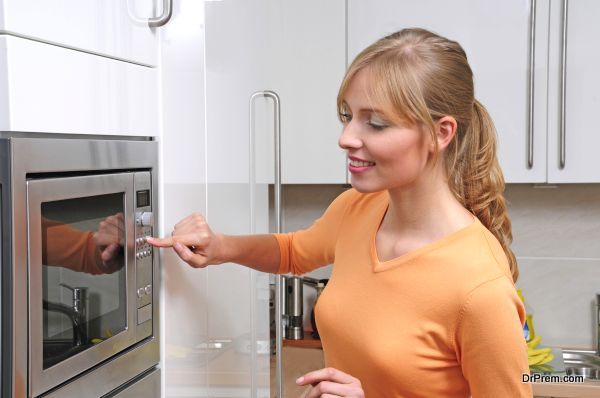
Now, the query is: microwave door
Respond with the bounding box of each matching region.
[26,173,137,397]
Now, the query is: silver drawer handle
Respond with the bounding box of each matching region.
[148,0,173,28]
[527,0,536,169]
[559,0,568,169]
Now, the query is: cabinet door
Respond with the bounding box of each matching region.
[0,36,158,137]
[268,0,347,184]
[160,1,210,394]
[204,0,271,396]
[547,0,600,182]
[0,0,160,66]
[347,0,549,183]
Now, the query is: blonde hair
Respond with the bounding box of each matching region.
[338,28,519,282]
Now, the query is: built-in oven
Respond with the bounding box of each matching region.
[0,137,160,398]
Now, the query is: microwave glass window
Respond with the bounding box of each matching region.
[41,193,127,369]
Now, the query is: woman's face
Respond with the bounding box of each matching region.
[338,69,434,193]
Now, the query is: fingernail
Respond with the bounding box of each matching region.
[295,376,304,384]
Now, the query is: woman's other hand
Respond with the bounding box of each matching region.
[297,367,365,398]
[146,213,224,268]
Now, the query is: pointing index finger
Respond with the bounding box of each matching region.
[146,236,174,248]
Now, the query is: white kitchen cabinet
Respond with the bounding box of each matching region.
[268,0,347,184]
[347,0,551,183]
[546,0,600,182]
[0,0,162,66]
[203,0,346,185]
[161,0,272,396]
[0,35,158,137]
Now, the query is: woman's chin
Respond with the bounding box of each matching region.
[349,181,385,194]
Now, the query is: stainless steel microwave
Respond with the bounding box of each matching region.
[0,137,160,397]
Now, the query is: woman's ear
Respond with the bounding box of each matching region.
[432,116,457,152]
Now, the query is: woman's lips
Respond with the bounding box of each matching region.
[348,158,375,173]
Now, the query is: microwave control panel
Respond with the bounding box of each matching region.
[134,171,153,328]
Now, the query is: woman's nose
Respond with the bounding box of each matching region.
[338,124,362,150]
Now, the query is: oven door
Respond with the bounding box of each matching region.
[26,173,137,397]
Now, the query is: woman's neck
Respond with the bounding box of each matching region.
[382,170,474,241]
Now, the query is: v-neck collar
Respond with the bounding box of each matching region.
[369,199,480,273]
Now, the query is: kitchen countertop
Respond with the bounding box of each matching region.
[283,333,322,349]
[532,381,600,397]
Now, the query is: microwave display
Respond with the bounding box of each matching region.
[136,189,150,208]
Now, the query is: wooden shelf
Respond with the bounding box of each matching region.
[283,333,322,349]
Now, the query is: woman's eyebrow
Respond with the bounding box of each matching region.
[340,100,386,115]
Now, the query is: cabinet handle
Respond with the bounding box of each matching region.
[559,0,568,169]
[527,0,536,169]
[148,0,173,28]
[251,90,283,397]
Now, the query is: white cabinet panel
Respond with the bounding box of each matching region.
[347,0,550,183]
[159,1,209,396]
[0,0,160,66]
[269,0,347,184]
[205,0,271,184]
[547,0,600,182]
[0,35,158,136]
[203,0,271,395]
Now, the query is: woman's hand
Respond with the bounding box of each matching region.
[297,367,365,398]
[146,213,224,268]
[93,212,125,271]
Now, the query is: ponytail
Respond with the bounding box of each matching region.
[450,100,519,282]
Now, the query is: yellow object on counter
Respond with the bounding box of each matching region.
[518,289,553,367]
[517,289,535,342]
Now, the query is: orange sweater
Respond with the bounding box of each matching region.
[42,218,122,275]
[274,189,532,397]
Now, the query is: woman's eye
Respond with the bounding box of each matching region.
[367,116,389,130]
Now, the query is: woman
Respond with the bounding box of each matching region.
[149,28,531,397]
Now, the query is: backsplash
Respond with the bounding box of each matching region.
[275,183,600,350]
[506,184,600,350]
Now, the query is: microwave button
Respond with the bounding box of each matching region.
[137,288,145,298]
[144,284,152,295]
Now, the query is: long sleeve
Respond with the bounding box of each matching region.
[454,276,533,397]
[42,218,120,275]
[273,188,354,275]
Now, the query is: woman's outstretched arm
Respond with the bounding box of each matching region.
[147,213,280,273]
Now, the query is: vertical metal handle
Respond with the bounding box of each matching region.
[252,90,283,397]
[249,93,258,398]
[596,294,600,355]
[559,0,569,169]
[148,0,173,28]
[527,0,536,169]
